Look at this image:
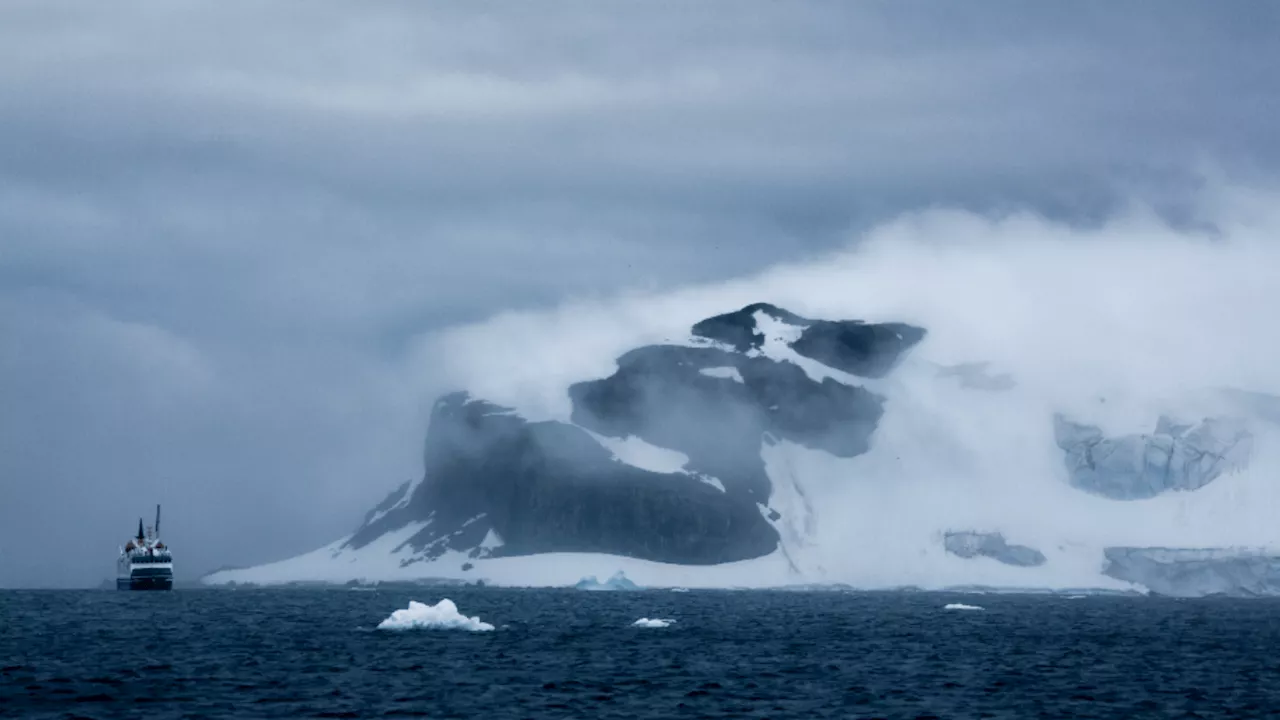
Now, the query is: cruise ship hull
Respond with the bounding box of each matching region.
[116,575,174,591]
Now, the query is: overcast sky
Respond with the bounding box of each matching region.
[1,1,1277,587]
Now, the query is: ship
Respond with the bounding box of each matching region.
[117,504,174,591]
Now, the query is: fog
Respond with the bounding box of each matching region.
[429,185,1280,422]
[416,185,1280,589]
[2,1,1278,587]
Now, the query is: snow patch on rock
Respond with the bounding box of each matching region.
[583,430,691,474]
[699,366,744,383]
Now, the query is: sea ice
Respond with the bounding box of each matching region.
[375,598,495,631]
[943,603,984,611]
[632,618,675,628]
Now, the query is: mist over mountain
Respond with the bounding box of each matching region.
[208,195,1280,596]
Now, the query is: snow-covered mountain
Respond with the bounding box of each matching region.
[204,301,1280,597]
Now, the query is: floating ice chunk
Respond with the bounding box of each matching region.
[943,603,984,611]
[670,587,690,593]
[376,598,495,631]
[575,571,640,591]
[633,618,675,628]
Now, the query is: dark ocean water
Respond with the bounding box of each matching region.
[4,588,1280,719]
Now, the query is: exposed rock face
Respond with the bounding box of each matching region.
[343,304,926,568]
[348,394,779,566]
[944,531,1046,567]
[1104,547,1280,597]
[569,344,888,501]
[359,480,410,526]
[1053,414,1252,500]
[691,302,926,378]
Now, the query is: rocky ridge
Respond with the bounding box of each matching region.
[342,304,926,568]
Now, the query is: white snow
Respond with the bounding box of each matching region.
[362,480,418,527]
[204,519,430,586]
[632,618,676,628]
[751,309,806,345]
[699,366,744,383]
[693,473,726,493]
[584,430,691,474]
[751,310,880,390]
[944,603,984,611]
[478,528,504,552]
[376,599,495,631]
[580,428,725,492]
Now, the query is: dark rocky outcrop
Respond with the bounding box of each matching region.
[1053,414,1252,500]
[691,303,809,352]
[339,303,925,568]
[349,393,779,565]
[1103,547,1280,597]
[944,531,1046,567]
[691,302,926,378]
[359,480,410,526]
[568,344,887,501]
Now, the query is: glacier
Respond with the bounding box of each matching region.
[203,204,1280,597]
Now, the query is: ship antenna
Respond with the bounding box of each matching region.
[155,504,161,539]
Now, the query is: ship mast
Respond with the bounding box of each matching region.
[155,504,161,540]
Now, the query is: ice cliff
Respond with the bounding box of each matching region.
[1054,415,1253,500]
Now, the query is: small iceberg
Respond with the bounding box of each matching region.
[632,618,675,628]
[670,587,690,593]
[575,570,640,591]
[376,598,495,631]
[943,603,984,611]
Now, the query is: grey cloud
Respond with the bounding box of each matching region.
[1,0,1278,586]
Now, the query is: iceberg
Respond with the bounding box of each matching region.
[375,598,494,631]
[575,570,640,591]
